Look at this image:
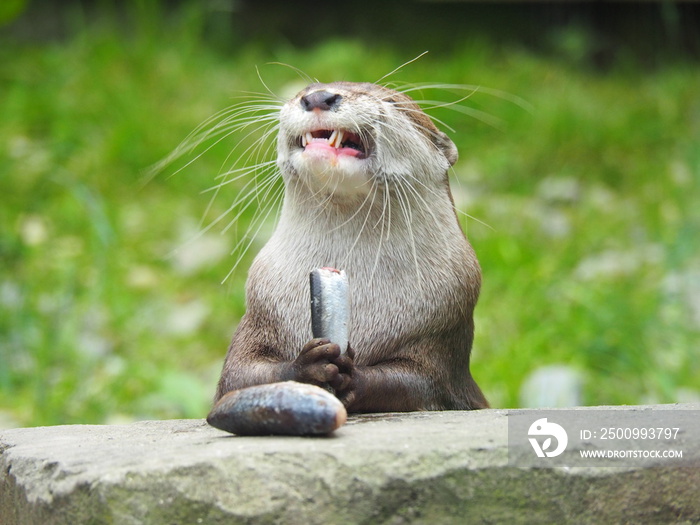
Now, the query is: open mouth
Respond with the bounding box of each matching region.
[299,129,369,159]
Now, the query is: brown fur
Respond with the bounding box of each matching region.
[214,82,488,412]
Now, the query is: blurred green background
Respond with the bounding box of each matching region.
[1,1,699,428]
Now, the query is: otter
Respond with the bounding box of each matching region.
[214,81,488,412]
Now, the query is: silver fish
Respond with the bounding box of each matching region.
[309,267,350,353]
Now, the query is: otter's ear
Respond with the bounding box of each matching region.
[434,131,458,166]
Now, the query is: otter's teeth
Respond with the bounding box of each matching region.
[302,130,354,150]
[328,130,338,147]
[303,132,313,148]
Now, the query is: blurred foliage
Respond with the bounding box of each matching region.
[0,0,27,26]
[0,1,698,427]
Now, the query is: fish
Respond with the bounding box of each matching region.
[206,381,347,436]
[309,267,350,353]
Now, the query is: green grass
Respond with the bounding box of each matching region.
[1,5,698,427]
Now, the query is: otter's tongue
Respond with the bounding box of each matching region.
[305,141,363,158]
[302,130,365,158]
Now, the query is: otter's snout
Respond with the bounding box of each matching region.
[301,90,342,112]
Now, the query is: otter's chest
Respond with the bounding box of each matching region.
[246,237,469,364]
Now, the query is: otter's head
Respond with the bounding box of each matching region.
[277,82,458,198]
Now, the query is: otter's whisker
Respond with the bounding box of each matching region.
[341,183,381,264]
[374,51,430,85]
[367,183,390,284]
[155,106,280,182]
[205,160,278,192]
[201,165,272,232]
[218,122,279,176]
[394,180,423,285]
[265,62,318,85]
[221,170,280,235]
[399,82,533,112]
[400,174,450,240]
[200,167,274,236]
[223,182,285,284]
[255,65,284,102]
[453,205,495,232]
[414,101,505,131]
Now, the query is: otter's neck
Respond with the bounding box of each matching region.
[270,175,462,272]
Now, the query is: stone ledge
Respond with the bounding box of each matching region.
[1,404,699,524]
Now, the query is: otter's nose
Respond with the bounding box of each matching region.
[300,90,342,112]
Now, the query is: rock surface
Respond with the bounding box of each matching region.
[1,405,699,524]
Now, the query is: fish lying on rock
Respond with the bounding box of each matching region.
[206,380,347,436]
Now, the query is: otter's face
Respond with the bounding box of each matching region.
[277,82,458,198]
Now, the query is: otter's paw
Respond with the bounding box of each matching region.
[284,338,344,388]
[330,343,354,393]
